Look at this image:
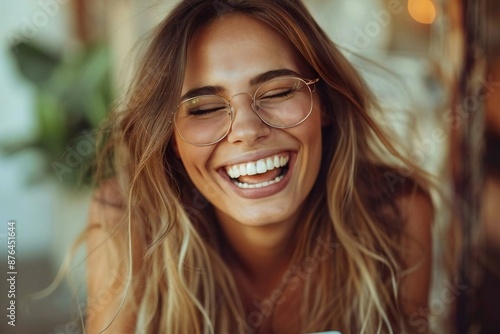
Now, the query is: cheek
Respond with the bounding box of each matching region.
[175,137,214,181]
[289,109,323,172]
[303,110,324,174]
[303,108,324,147]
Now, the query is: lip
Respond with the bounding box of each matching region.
[216,150,296,199]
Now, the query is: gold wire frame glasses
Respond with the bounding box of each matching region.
[174,77,320,146]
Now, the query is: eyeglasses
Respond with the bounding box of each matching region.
[174,77,320,146]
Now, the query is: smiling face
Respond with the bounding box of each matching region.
[174,14,323,229]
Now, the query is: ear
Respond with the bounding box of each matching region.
[321,110,333,127]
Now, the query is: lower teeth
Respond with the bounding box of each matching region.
[234,175,285,189]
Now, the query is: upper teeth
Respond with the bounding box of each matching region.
[225,154,289,179]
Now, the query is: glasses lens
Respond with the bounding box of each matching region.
[254,78,313,128]
[175,95,231,145]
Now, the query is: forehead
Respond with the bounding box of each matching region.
[182,14,306,92]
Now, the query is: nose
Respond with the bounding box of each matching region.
[226,93,271,145]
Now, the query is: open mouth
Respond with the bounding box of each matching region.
[224,153,290,189]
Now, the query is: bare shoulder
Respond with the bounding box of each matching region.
[396,189,434,236]
[87,179,127,255]
[396,190,433,273]
[396,190,433,329]
[89,179,125,225]
[86,179,136,333]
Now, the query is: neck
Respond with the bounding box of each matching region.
[215,210,298,290]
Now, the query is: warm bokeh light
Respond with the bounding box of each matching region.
[408,0,437,24]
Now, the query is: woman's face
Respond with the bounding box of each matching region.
[174,14,323,228]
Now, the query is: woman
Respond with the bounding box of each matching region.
[86,0,433,333]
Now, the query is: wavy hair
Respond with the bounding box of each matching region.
[91,0,432,333]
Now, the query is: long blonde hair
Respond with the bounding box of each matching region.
[92,0,431,332]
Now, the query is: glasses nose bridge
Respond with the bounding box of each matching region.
[227,92,259,124]
[226,91,268,132]
[227,91,254,109]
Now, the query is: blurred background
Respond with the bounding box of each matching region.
[0,0,498,333]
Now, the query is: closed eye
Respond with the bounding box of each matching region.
[259,88,295,101]
[188,105,228,117]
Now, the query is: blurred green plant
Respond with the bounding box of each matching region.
[4,41,112,187]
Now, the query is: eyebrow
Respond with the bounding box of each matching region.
[249,68,301,85]
[180,86,224,102]
[180,68,301,102]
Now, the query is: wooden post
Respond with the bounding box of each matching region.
[454,0,487,333]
